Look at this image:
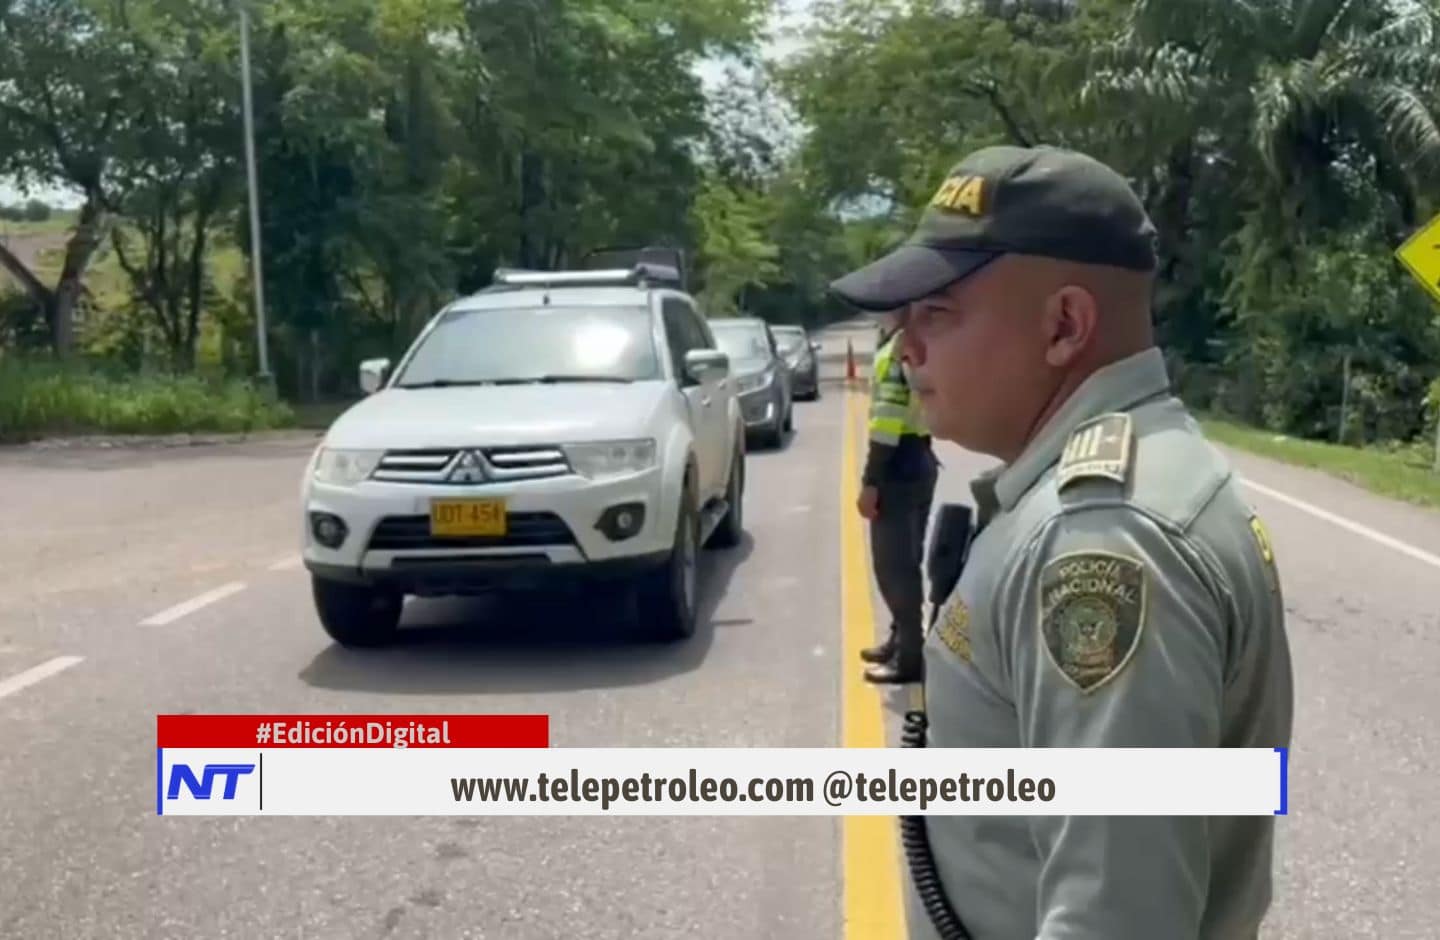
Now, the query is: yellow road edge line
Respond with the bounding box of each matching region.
[841,386,907,940]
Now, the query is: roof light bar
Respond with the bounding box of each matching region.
[491,263,683,289]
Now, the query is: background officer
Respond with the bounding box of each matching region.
[831,144,1295,938]
[857,319,937,684]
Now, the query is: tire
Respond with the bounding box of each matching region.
[753,423,782,450]
[783,402,793,433]
[707,445,745,549]
[635,479,700,641]
[312,576,403,648]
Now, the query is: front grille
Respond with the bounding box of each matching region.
[371,447,571,484]
[372,450,454,483]
[388,553,553,567]
[366,512,577,551]
[484,446,570,481]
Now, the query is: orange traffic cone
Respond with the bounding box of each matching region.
[845,340,857,384]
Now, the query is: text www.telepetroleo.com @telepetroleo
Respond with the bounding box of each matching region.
[449,767,1057,810]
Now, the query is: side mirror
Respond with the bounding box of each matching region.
[359,358,391,394]
[683,349,729,385]
[809,341,821,353]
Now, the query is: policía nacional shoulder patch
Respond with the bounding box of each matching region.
[1057,413,1133,491]
[1038,552,1147,693]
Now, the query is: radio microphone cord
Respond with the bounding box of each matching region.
[900,708,971,939]
[899,501,980,940]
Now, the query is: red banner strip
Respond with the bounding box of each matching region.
[156,714,548,748]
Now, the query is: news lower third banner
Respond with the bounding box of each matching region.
[156,715,1289,817]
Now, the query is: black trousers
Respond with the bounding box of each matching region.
[869,462,938,673]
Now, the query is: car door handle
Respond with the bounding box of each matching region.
[701,396,713,407]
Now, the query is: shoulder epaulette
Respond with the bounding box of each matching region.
[1056,412,1133,491]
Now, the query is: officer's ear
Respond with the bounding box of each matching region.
[1040,284,1098,368]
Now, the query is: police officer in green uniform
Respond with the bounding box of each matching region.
[831,144,1295,939]
[858,321,938,684]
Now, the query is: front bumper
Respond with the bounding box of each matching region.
[302,465,673,594]
[306,550,669,596]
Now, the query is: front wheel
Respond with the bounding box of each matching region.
[635,487,699,641]
[312,576,403,648]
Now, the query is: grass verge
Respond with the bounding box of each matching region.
[0,358,295,442]
[1200,415,1440,511]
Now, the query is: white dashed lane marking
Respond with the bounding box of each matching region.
[1241,478,1440,573]
[268,555,303,572]
[140,582,248,626]
[0,656,84,702]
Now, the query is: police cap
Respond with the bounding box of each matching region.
[830,145,1158,312]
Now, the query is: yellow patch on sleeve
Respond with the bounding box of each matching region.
[1249,513,1280,592]
[935,597,972,663]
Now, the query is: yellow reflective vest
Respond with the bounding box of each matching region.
[868,330,928,446]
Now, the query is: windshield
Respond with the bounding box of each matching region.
[774,331,806,356]
[394,305,660,386]
[710,324,772,364]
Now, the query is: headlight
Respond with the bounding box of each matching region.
[736,370,773,394]
[312,448,383,486]
[563,439,657,479]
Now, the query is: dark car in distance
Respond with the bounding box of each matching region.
[708,316,794,448]
[772,324,821,401]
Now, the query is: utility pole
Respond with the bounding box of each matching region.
[239,2,272,391]
[1338,351,1352,445]
[1432,375,1440,472]
[1433,400,1440,472]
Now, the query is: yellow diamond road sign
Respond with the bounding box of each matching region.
[1395,212,1440,305]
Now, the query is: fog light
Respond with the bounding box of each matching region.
[596,503,645,541]
[310,512,348,549]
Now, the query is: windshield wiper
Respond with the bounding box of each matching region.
[492,375,635,385]
[399,375,635,388]
[396,379,500,389]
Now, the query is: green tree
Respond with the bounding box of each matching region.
[233,0,463,395]
[691,173,780,316]
[780,0,1440,444]
[1085,0,1440,434]
[445,0,767,282]
[107,0,243,372]
[0,0,150,355]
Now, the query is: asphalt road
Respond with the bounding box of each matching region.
[2,320,1438,938]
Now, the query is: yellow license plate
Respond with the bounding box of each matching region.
[429,498,507,537]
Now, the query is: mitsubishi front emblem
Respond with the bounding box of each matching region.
[448,450,487,483]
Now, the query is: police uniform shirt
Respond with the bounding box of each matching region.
[911,347,1295,940]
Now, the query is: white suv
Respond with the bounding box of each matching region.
[301,262,746,647]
